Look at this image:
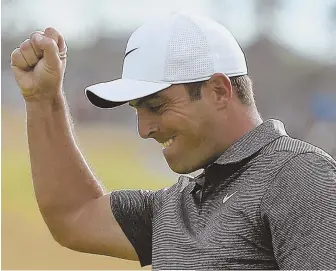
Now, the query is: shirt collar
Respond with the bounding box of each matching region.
[213,119,288,165]
[187,119,288,194]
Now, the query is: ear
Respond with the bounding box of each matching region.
[204,73,232,109]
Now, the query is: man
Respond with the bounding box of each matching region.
[10,13,336,270]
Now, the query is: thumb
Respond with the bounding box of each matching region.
[34,33,60,69]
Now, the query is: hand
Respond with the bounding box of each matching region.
[10,27,67,102]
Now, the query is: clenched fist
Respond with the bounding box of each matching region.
[10,27,67,102]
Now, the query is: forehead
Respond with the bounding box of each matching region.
[129,85,184,107]
[129,92,162,107]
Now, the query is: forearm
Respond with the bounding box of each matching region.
[26,93,104,225]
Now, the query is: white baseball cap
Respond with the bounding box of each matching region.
[85,12,248,108]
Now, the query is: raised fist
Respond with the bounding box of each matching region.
[10,27,67,102]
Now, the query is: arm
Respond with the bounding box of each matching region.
[26,96,138,260]
[11,28,138,261]
[261,152,336,269]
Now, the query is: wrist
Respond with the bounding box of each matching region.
[25,93,66,113]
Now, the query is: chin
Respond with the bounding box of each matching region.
[166,159,206,174]
[166,153,220,174]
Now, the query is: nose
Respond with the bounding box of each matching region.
[137,110,159,139]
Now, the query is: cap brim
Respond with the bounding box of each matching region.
[85,79,172,109]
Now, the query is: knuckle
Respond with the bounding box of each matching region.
[30,33,43,50]
[29,38,38,49]
[11,47,20,56]
[29,36,42,53]
[45,37,58,48]
[45,27,58,38]
[44,27,56,33]
[19,39,32,51]
[44,27,62,44]
[10,48,21,62]
[29,30,44,40]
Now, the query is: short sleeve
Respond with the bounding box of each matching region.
[261,152,336,270]
[110,189,164,267]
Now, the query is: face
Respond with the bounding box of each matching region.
[129,83,227,174]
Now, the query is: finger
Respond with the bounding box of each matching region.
[44,27,67,57]
[34,33,60,68]
[19,39,40,67]
[10,47,30,71]
[29,31,44,58]
[10,65,34,96]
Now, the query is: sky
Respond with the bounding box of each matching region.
[2,0,336,63]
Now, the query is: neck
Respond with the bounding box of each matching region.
[219,104,263,151]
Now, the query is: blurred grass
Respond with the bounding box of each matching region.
[1,107,173,270]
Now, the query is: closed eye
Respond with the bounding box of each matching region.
[148,104,163,113]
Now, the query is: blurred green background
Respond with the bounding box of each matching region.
[2,0,336,269]
[1,108,175,269]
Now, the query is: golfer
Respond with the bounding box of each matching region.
[10,13,336,270]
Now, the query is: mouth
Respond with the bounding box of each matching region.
[161,136,176,149]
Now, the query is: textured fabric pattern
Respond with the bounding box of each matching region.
[261,152,336,269]
[110,119,336,270]
[163,16,213,82]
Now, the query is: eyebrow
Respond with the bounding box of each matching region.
[129,93,163,108]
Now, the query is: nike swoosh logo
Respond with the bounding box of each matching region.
[223,191,238,204]
[124,47,139,59]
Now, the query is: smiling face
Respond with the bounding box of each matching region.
[129,75,235,174]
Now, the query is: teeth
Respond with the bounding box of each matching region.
[162,138,174,148]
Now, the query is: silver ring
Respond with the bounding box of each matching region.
[59,50,67,59]
[59,54,67,59]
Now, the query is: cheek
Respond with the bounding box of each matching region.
[161,109,197,131]
[162,109,211,144]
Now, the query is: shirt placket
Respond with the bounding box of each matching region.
[197,176,212,230]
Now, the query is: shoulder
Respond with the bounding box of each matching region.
[265,135,336,178]
[257,135,335,176]
[259,136,335,206]
[275,151,336,187]
[261,150,336,210]
[263,135,334,160]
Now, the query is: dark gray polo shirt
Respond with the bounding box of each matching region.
[110,119,336,270]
